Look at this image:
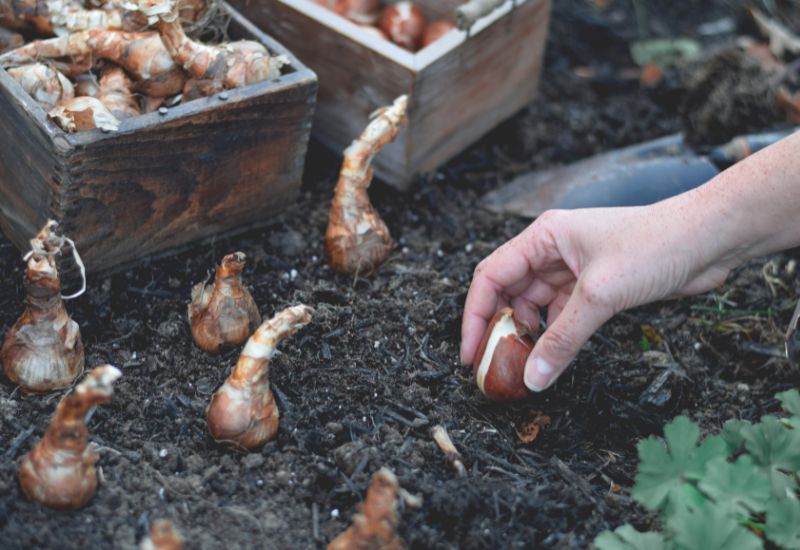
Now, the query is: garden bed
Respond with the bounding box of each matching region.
[1,0,797,548]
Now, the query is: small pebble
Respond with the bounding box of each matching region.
[158,448,168,458]
[331,509,340,518]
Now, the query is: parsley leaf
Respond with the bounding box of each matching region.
[766,498,800,549]
[698,456,771,514]
[668,504,763,550]
[632,416,727,511]
[777,390,800,430]
[595,525,668,550]
[720,419,751,454]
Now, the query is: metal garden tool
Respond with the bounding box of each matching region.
[483,128,797,218]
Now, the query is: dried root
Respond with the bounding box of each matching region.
[207,305,313,451]
[1,221,85,393]
[0,29,187,97]
[431,425,466,477]
[19,365,122,510]
[7,62,74,110]
[188,252,261,354]
[142,0,286,92]
[49,95,120,132]
[328,468,406,550]
[325,95,408,275]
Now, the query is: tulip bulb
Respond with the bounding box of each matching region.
[325,95,408,275]
[473,308,535,401]
[328,468,405,550]
[1,221,85,393]
[140,519,185,550]
[188,252,262,354]
[19,365,122,510]
[379,1,426,51]
[207,305,314,451]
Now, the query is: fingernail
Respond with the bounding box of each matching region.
[524,357,555,392]
[459,343,468,366]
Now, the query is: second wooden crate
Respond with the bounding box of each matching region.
[232,0,552,189]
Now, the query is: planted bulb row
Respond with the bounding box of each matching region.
[0,93,525,546]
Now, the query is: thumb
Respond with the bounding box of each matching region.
[524,282,613,392]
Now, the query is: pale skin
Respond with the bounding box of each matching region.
[461,132,800,391]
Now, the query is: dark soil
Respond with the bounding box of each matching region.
[2,1,799,549]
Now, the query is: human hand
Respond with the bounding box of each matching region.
[460,203,737,392]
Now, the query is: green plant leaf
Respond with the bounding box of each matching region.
[630,38,702,67]
[721,419,751,454]
[778,390,800,430]
[698,456,771,514]
[632,416,727,511]
[777,390,800,417]
[740,415,800,499]
[766,498,800,549]
[595,525,668,550]
[668,504,763,550]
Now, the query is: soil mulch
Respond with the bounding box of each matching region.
[1,1,798,548]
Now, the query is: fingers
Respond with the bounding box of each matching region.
[524,278,614,392]
[460,242,535,365]
[460,216,565,365]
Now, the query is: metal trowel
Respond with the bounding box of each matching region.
[483,129,797,218]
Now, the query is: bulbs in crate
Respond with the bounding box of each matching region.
[379,1,426,51]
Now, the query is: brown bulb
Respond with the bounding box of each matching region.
[1,221,85,393]
[325,95,408,275]
[333,0,381,24]
[472,308,535,401]
[421,20,456,48]
[379,1,426,51]
[328,468,405,550]
[207,305,313,451]
[188,252,261,354]
[19,365,122,510]
[140,519,185,550]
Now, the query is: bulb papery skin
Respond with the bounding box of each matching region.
[18,365,121,510]
[472,308,535,401]
[207,305,313,451]
[325,95,408,276]
[1,224,84,393]
[327,467,405,550]
[188,252,261,354]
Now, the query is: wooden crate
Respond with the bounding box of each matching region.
[0,2,318,274]
[232,0,551,189]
